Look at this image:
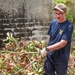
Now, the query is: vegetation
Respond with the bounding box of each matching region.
[0,32,46,75]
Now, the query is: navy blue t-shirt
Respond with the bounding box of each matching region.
[47,19,73,64]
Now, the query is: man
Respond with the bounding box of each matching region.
[41,3,73,75]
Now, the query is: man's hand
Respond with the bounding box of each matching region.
[41,47,49,57]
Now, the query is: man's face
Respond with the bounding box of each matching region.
[54,10,66,23]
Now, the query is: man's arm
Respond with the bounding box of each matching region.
[41,39,68,57]
[47,40,68,51]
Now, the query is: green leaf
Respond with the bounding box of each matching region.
[0,58,3,63]
[3,72,6,75]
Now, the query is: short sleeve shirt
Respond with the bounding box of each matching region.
[47,19,73,64]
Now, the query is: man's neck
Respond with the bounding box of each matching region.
[59,18,66,23]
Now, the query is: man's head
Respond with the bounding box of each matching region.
[53,3,67,13]
[53,3,67,23]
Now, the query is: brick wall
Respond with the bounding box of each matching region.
[0,15,50,48]
[0,0,53,49]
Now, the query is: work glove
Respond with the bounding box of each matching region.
[41,47,49,57]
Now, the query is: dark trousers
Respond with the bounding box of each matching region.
[44,55,68,75]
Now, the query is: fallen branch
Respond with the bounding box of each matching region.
[1,51,40,54]
[14,59,36,74]
[14,56,41,74]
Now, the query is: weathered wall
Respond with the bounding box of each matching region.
[0,0,53,48]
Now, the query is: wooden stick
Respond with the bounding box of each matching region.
[1,51,40,54]
[14,59,36,74]
[14,56,41,74]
